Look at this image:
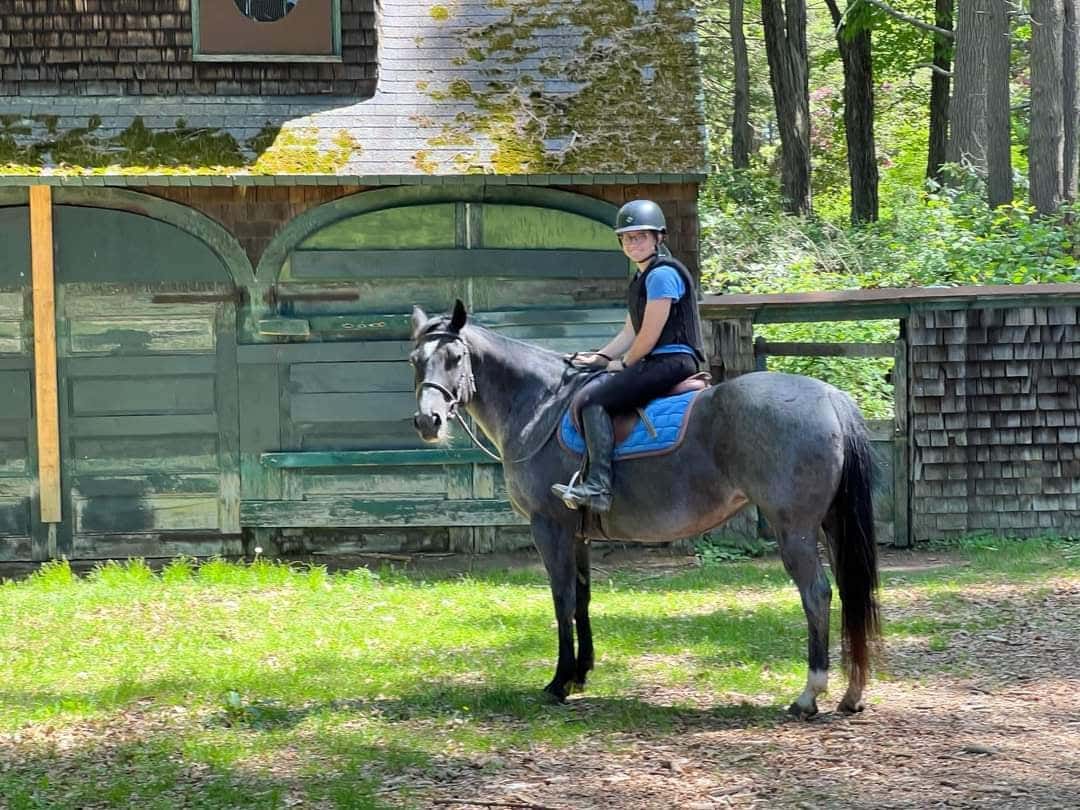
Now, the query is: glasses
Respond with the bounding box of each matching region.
[619,231,656,245]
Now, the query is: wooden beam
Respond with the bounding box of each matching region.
[261,449,499,468]
[290,248,631,280]
[240,497,527,528]
[701,283,1080,323]
[29,185,61,524]
[754,340,896,358]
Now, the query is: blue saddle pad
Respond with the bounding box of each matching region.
[559,389,701,460]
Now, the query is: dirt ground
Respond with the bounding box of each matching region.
[408,551,1080,810]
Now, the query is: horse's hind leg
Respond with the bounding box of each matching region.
[572,537,594,691]
[531,513,579,703]
[778,526,832,719]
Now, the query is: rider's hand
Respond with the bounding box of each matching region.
[606,358,626,372]
[568,352,610,369]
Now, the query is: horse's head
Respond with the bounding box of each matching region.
[410,299,475,443]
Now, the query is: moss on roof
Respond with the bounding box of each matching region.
[0,116,360,176]
[415,0,707,174]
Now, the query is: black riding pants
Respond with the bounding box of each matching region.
[577,353,698,416]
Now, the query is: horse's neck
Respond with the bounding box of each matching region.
[464,326,566,451]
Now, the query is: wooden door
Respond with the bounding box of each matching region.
[0,205,40,560]
[53,206,241,559]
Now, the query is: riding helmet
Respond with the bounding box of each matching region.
[614,199,667,234]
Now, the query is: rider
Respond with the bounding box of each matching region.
[551,199,706,512]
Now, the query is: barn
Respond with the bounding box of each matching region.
[0,0,708,561]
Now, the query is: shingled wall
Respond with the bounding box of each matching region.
[910,306,1080,540]
[0,0,377,96]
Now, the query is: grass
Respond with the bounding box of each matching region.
[0,537,1075,808]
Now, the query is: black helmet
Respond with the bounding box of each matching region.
[614,199,667,234]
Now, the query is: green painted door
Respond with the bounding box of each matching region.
[54,206,241,559]
[243,196,628,552]
[0,205,40,560]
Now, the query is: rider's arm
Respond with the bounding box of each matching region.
[596,315,634,358]
[623,298,672,366]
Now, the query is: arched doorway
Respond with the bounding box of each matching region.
[241,187,629,553]
[51,190,254,559]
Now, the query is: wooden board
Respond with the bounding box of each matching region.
[291,248,630,280]
[262,449,498,467]
[30,185,61,524]
[241,497,527,528]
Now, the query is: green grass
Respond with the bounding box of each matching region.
[0,538,1075,808]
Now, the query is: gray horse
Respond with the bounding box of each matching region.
[410,301,880,718]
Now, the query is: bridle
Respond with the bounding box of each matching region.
[413,329,501,462]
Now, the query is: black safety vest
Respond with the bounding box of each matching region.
[627,255,706,363]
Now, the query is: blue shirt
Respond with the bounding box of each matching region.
[642,265,695,357]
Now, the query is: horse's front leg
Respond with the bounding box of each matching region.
[531,513,578,702]
[778,527,832,719]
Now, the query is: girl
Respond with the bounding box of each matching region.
[552,199,705,512]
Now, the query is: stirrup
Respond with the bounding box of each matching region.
[556,470,582,510]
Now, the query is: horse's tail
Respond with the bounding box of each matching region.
[826,392,881,694]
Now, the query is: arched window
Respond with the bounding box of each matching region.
[232,0,302,23]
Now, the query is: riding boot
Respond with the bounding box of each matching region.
[551,405,614,512]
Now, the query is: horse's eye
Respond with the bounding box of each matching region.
[445,353,461,369]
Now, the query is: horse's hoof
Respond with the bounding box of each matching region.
[570,676,587,694]
[788,700,819,720]
[837,697,864,715]
[543,683,568,704]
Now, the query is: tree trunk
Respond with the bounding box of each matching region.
[986,0,1013,207]
[927,0,953,183]
[731,0,753,169]
[1064,0,1080,202]
[1031,0,1066,215]
[761,0,812,215]
[947,1,992,176]
[825,0,879,223]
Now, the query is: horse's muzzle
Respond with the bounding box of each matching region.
[413,410,443,442]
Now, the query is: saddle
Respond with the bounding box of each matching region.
[560,372,712,460]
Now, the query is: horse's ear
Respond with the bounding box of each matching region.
[449,299,468,332]
[410,305,428,339]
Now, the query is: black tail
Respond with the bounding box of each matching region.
[827,395,881,692]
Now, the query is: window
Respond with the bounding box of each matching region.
[233,1,303,23]
[193,0,341,62]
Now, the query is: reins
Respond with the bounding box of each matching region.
[414,328,581,465]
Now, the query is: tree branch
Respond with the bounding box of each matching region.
[862,0,955,39]
[913,61,954,78]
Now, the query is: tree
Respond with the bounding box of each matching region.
[1064,0,1080,202]
[1031,0,1066,215]
[927,0,953,183]
[731,0,754,168]
[824,0,879,223]
[761,0,812,214]
[986,0,1013,207]
[947,0,1011,206]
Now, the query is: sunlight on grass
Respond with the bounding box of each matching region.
[0,538,1075,808]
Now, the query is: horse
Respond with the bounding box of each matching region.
[409,301,880,718]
